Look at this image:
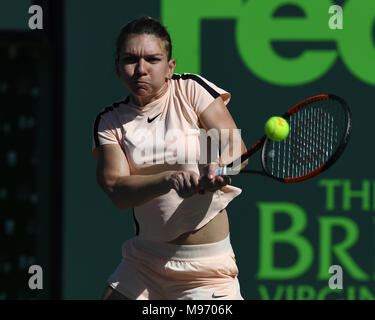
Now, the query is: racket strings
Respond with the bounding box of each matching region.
[265,99,344,179]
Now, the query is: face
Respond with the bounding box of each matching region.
[117,33,176,106]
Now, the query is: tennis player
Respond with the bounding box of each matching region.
[92,16,247,300]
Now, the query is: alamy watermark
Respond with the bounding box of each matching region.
[28,5,43,30]
[328,265,343,290]
[130,126,243,172]
[28,265,43,290]
[329,5,343,30]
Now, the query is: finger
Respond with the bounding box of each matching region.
[199,175,211,190]
[181,173,193,196]
[213,175,230,187]
[198,174,205,187]
[204,175,231,192]
[207,165,218,180]
[197,175,207,195]
[176,173,184,187]
[190,174,200,190]
[187,171,202,196]
[175,173,185,196]
[170,173,181,191]
[182,172,192,189]
[203,178,216,191]
[222,175,231,185]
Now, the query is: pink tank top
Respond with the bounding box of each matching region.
[92,73,242,242]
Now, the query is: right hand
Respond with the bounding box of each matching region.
[165,171,201,198]
[198,163,231,194]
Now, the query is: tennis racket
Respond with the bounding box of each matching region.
[215,94,352,183]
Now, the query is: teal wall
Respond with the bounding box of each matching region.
[63,0,160,299]
[0,1,31,30]
[0,0,52,300]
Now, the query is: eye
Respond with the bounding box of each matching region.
[122,57,136,64]
[147,58,160,63]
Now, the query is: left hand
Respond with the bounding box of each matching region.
[198,163,231,194]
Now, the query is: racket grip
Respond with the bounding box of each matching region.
[215,166,240,176]
[215,166,226,176]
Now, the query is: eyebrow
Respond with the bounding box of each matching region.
[122,53,163,58]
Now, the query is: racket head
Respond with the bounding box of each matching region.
[261,94,352,183]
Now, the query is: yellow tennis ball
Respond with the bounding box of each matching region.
[265,116,290,141]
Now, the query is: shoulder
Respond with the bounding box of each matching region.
[171,73,212,88]
[171,73,225,99]
[93,96,130,125]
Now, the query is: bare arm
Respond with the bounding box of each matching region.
[199,96,248,170]
[96,144,201,210]
[196,96,248,192]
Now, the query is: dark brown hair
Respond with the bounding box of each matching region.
[115,16,172,71]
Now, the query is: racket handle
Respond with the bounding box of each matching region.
[215,166,240,176]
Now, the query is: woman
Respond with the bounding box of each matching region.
[92,16,247,300]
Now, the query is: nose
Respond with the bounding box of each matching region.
[135,58,147,76]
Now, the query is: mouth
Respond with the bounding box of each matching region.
[132,81,149,93]
[134,80,149,84]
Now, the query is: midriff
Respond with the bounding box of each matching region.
[167,209,229,245]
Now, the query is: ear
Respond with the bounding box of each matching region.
[166,58,176,79]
